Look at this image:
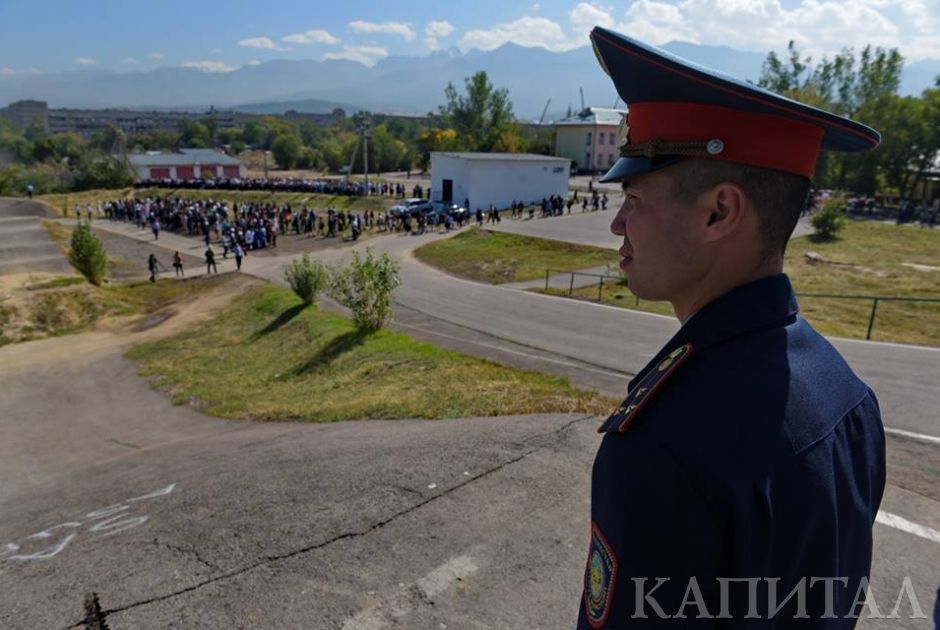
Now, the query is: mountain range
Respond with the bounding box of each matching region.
[1,42,937,121]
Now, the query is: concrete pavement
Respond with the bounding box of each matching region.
[1,198,936,627]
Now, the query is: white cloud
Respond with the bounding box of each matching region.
[239,36,283,50]
[246,60,262,66]
[0,67,15,77]
[425,20,455,38]
[424,20,455,50]
[121,57,138,64]
[210,48,223,55]
[323,45,389,66]
[459,16,575,52]
[348,20,416,40]
[75,57,96,66]
[606,0,940,62]
[282,29,340,45]
[147,52,164,60]
[181,60,237,72]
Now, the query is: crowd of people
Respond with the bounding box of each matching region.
[134,176,430,200]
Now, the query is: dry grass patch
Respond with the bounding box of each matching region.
[538,221,940,345]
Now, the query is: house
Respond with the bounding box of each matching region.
[127,149,245,181]
[553,107,626,173]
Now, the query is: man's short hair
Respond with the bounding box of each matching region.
[667,158,811,257]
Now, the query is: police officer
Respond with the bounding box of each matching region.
[577,27,886,628]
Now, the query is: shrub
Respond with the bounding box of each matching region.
[329,247,402,332]
[811,194,847,241]
[69,223,108,286]
[284,253,330,306]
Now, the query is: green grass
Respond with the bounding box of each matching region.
[539,221,940,346]
[37,186,396,216]
[26,276,85,290]
[127,284,616,422]
[413,228,620,284]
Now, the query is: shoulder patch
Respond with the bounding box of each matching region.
[598,343,694,433]
[583,521,618,628]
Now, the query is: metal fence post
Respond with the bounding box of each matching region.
[568,272,575,297]
[866,298,880,340]
[597,276,604,301]
[545,269,550,291]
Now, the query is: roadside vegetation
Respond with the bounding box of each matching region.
[127,284,615,422]
[0,273,232,347]
[539,221,940,346]
[413,227,620,284]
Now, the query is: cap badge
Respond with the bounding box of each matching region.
[617,116,630,148]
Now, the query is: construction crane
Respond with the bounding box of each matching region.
[538,98,552,125]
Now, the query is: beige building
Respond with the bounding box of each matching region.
[553,107,626,174]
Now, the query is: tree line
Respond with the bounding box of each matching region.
[1,53,936,199]
[758,42,940,198]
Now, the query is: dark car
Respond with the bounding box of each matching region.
[389,198,433,218]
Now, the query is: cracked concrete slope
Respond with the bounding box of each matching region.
[69,417,589,628]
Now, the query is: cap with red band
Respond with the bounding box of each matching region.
[589,27,880,183]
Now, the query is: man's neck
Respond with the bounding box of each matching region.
[672,255,784,323]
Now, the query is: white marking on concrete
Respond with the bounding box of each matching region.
[876,511,940,545]
[415,555,479,599]
[883,427,940,446]
[342,555,480,629]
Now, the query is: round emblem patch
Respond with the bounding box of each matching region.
[583,522,618,628]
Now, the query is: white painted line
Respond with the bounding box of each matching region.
[415,554,479,599]
[876,511,940,545]
[831,335,940,353]
[883,427,940,446]
[394,321,629,380]
[341,555,480,630]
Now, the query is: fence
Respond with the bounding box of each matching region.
[544,269,940,341]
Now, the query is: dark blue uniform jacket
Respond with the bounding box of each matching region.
[578,274,886,628]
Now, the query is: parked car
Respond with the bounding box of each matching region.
[429,202,467,220]
[389,198,433,218]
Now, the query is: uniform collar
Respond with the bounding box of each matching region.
[628,274,799,390]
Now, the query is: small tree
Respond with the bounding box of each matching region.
[329,247,401,332]
[69,223,107,286]
[811,194,847,241]
[284,253,329,306]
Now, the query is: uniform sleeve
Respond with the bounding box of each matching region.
[577,434,727,628]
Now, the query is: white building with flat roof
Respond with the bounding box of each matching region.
[430,152,571,211]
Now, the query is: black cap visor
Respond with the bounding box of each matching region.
[598,155,686,184]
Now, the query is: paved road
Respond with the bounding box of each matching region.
[0,307,936,629]
[1,199,937,627]
[58,208,940,439]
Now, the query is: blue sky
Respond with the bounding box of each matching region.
[1,0,938,77]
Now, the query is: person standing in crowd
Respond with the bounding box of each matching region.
[172,251,184,277]
[205,245,217,275]
[147,253,159,283]
[576,27,885,628]
[233,243,244,271]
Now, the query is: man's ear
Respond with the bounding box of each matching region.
[701,183,748,243]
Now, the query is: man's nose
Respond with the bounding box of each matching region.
[610,200,629,236]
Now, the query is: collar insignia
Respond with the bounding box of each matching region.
[598,343,694,433]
